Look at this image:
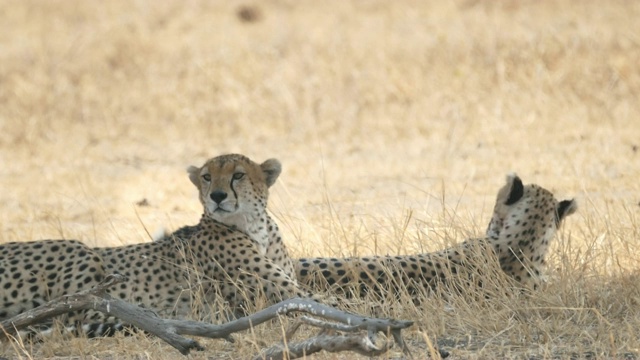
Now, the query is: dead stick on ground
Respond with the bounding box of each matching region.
[255,332,395,360]
[0,274,415,358]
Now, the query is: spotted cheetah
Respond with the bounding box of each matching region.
[0,240,105,325]
[0,154,312,336]
[295,174,577,298]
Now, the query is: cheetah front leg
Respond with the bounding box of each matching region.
[216,245,330,315]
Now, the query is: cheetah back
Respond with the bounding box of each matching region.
[0,240,105,322]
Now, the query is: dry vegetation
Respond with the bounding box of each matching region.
[1,0,639,358]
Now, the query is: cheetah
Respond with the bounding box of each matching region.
[295,174,577,298]
[0,154,312,336]
[0,240,105,326]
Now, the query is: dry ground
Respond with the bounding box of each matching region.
[1,0,639,358]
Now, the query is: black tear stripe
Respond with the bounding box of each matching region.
[505,176,524,205]
[230,179,239,209]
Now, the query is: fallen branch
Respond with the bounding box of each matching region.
[256,332,395,360]
[0,274,203,354]
[1,274,417,359]
[254,315,395,360]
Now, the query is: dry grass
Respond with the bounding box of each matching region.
[1,0,639,358]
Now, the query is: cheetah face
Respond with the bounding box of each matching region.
[188,154,281,223]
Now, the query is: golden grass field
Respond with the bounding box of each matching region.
[1,0,639,358]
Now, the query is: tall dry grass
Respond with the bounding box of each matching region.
[1,0,639,358]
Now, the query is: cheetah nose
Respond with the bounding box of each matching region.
[210,190,228,204]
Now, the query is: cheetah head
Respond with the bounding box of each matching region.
[486,173,577,244]
[188,154,281,224]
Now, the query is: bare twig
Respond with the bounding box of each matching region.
[0,274,416,359]
[165,297,414,342]
[254,332,395,360]
[297,315,363,332]
[0,274,203,355]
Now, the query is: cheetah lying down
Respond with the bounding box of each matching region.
[0,154,311,336]
[164,172,576,298]
[295,174,577,297]
[0,154,575,337]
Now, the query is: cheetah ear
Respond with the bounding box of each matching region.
[504,173,524,205]
[260,158,282,187]
[556,199,577,226]
[187,166,201,187]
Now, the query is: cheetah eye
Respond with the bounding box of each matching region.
[202,174,211,182]
[232,172,245,180]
